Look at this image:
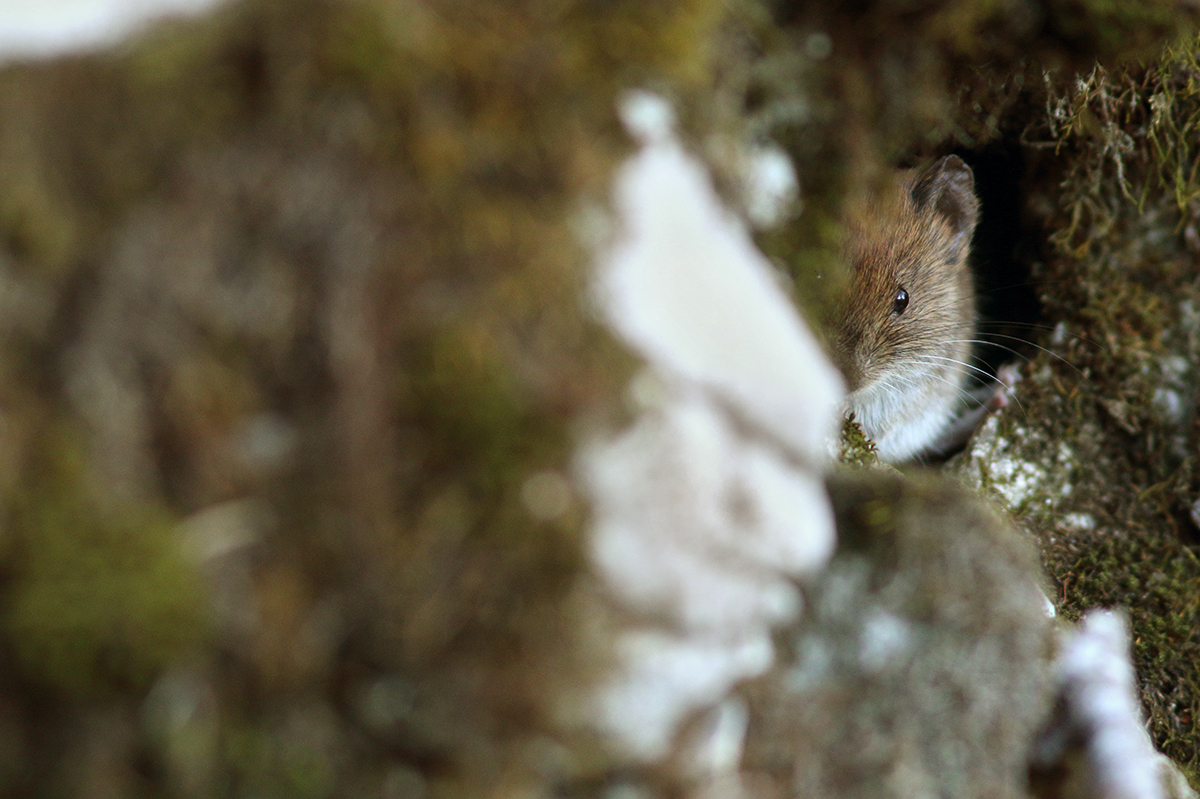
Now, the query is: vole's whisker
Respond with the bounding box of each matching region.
[945,335,1087,378]
[945,339,1031,361]
[911,353,1006,384]
[907,355,1028,420]
[974,319,1051,329]
[975,321,1107,352]
[923,371,989,404]
[880,361,981,406]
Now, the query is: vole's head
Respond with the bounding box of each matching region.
[830,155,980,393]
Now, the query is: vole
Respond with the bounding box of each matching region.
[830,155,1003,463]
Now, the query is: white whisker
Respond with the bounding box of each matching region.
[945,334,1088,378]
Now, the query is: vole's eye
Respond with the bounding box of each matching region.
[893,287,909,315]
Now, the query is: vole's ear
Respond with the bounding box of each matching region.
[910,155,980,259]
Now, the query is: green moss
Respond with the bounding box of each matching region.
[940,34,1200,779]
[1045,528,1200,772]
[838,415,882,468]
[761,199,850,332]
[1045,0,1198,60]
[222,718,337,799]
[411,324,551,482]
[4,427,208,697]
[0,173,80,276]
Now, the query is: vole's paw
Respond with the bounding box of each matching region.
[987,363,1022,412]
[964,363,1019,414]
[936,365,1020,458]
[997,362,1022,389]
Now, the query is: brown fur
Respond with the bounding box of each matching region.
[829,156,981,462]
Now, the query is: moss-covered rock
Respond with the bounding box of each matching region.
[744,471,1055,799]
[949,37,1200,783]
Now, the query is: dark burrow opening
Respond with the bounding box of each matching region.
[957,144,1045,382]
